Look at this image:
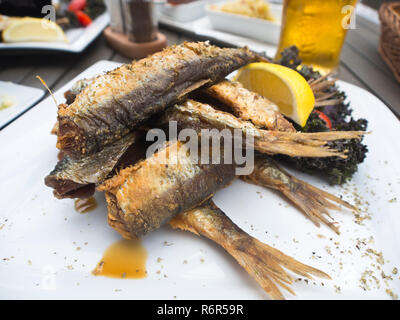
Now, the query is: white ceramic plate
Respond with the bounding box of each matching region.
[0,60,399,299]
[0,13,109,53]
[206,2,282,44]
[0,81,44,130]
[160,1,207,23]
[158,10,278,58]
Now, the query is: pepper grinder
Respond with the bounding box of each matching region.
[104,0,167,59]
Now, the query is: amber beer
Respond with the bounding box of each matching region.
[275,0,358,74]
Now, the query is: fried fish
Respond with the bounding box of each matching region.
[57,42,260,159]
[160,99,365,158]
[98,140,236,239]
[203,80,295,132]
[170,200,331,300]
[242,155,356,234]
[45,131,146,199]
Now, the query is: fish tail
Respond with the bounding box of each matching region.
[254,131,366,158]
[243,157,357,234]
[169,201,330,300]
[291,131,368,142]
[254,139,346,158]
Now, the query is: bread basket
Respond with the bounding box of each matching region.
[379,2,400,83]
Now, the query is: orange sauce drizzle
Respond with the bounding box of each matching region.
[92,239,147,279]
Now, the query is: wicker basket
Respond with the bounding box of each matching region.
[379,2,400,83]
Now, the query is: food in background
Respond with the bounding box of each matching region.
[0,1,106,43]
[56,0,106,29]
[216,0,275,21]
[0,94,14,110]
[2,17,68,43]
[0,15,21,32]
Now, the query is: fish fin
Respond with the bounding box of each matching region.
[286,131,368,142]
[177,79,212,100]
[51,122,59,135]
[170,201,330,300]
[169,213,201,236]
[254,139,347,158]
[243,157,357,234]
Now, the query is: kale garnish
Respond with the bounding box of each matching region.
[275,46,369,185]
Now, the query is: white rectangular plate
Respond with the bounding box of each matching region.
[157,12,278,58]
[0,13,109,53]
[206,2,282,44]
[0,60,399,299]
[0,81,44,130]
[160,1,207,23]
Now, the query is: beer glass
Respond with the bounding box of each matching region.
[275,0,358,74]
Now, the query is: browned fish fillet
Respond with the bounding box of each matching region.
[203,80,295,132]
[57,42,259,159]
[169,201,330,300]
[98,140,236,239]
[242,156,356,234]
[45,131,146,199]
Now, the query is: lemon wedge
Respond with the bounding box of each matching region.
[234,62,315,127]
[2,18,68,43]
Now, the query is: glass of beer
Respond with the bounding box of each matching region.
[275,0,358,74]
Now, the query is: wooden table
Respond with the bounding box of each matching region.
[0,15,399,129]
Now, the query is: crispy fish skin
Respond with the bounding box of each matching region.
[45,131,145,199]
[169,201,330,300]
[51,78,99,136]
[57,42,259,159]
[98,140,236,239]
[64,78,93,105]
[204,80,295,132]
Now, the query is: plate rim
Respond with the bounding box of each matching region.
[0,81,45,130]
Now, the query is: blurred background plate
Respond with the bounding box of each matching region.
[0,81,44,129]
[206,2,282,44]
[0,13,109,54]
[157,0,280,57]
[160,0,207,23]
